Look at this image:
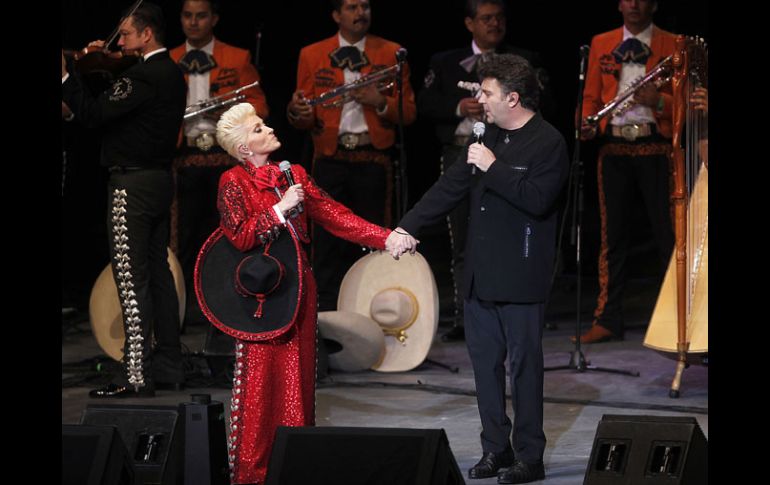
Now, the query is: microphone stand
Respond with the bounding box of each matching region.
[545,46,638,377]
[393,50,408,220]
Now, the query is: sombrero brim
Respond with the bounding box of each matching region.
[89,248,186,361]
[318,311,386,372]
[337,251,439,372]
[195,228,302,341]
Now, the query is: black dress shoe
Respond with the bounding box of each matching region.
[89,383,155,398]
[497,459,545,484]
[441,324,465,342]
[468,450,515,479]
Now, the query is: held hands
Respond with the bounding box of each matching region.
[277,184,305,216]
[467,142,496,173]
[385,227,419,260]
[459,97,484,121]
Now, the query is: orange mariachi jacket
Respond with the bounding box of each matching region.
[582,26,676,138]
[170,38,269,119]
[290,34,416,158]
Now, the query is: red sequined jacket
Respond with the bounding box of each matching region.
[217,161,390,252]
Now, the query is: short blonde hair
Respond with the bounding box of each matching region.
[216,103,256,160]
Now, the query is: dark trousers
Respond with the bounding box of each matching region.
[174,163,231,299]
[594,137,674,336]
[441,144,469,326]
[464,296,546,463]
[312,152,391,311]
[107,168,183,388]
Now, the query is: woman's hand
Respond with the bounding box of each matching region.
[277,184,305,215]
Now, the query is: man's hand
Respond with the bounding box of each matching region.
[351,83,387,111]
[690,87,708,114]
[458,97,484,120]
[633,83,659,108]
[287,90,314,124]
[62,50,67,78]
[580,122,598,141]
[385,227,419,260]
[467,143,496,173]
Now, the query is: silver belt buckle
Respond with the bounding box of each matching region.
[195,133,216,151]
[620,124,640,141]
[340,133,359,150]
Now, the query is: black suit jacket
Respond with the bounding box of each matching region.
[417,44,556,145]
[62,50,187,168]
[400,113,568,303]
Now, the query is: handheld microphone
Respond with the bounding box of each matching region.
[279,160,303,213]
[471,122,485,174]
[395,48,408,63]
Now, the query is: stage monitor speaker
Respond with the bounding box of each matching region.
[584,414,707,485]
[81,404,183,485]
[265,426,463,485]
[178,394,230,485]
[62,424,134,485]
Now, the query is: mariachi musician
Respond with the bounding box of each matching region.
[169,0,269,309]
[578,0,677,344]
[62,2,187,397]
[286,0,416,314]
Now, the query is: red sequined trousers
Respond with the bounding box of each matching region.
[228,261,317,484]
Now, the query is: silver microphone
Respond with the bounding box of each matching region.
[471,122,485,174]
[279,160,303,213]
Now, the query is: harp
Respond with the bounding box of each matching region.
[643,36,708,397]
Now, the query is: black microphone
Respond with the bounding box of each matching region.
[279,160,303,214]
[579,45,590,58]
[395,48,408,63]
[471,122,485,174]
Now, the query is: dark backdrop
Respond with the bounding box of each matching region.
[61,0,709,310]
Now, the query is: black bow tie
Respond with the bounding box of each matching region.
[612,38,651,64]
[179,49,217,74]
[329,45,369,71]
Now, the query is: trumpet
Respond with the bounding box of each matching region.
[304,64,399,108]
[184,80,260,120]
[584,55,673,126]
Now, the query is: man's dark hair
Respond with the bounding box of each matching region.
[183,0,220,15]
[126,2,166,45]
[477,53,540,111]
[465,0,506,19]
[330,0,344,12]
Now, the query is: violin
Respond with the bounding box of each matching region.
[63,0,144,78]
[64,46,141,78]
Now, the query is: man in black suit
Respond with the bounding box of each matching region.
[62,3,187,398]
[389,53,568,484]
[417,0,555,341]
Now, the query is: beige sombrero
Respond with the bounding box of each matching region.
[88,248,186,361]
[337,250,439,372]
[317,311,385,372]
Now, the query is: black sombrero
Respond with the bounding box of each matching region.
[194,228,302,341]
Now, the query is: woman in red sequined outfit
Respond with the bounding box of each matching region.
[204,103,406,484]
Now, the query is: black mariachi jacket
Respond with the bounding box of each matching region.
[62,50,186,168]
[400,113,568,303]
